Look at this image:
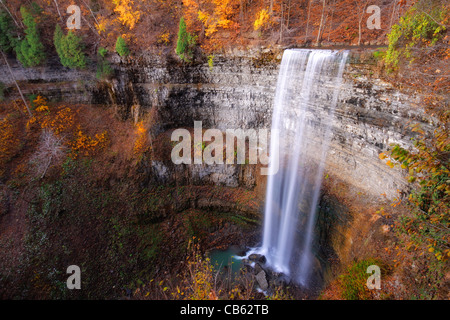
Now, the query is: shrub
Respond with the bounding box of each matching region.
[207,54,214,71]
[53,24,87,69]
[115,36,130,57]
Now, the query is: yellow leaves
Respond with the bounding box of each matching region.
[254,9,271,31]
[157,31,170,45]
[378,152,387,160]
[96,16,108,34]
[198,11,209,25]
[113,0,141,29]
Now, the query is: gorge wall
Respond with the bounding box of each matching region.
[1,48,432,200]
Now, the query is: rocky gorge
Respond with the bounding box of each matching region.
[0,47,436,298]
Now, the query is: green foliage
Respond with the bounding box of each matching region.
[0,11,18,53]
[339,258,384,300]
[98,46,108,58]
[53,24,87,69]
[207,54,214,71]
[388,125,449,262]
[96,47,113,80]
[115,36,130,57]
[175,17,196,63]
[372,49,385,61]
[384,3,447,72]
[15,5,46,67]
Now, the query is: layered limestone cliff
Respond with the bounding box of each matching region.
[1,49,432,199]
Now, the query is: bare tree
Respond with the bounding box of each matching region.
[305,0,312,41]
[354,0,371,46]
[30,130,67,179]
[316,0,327,45]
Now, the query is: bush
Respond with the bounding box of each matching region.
[15,5,46,67]
[115,36,130,57]
[53,24,87,69]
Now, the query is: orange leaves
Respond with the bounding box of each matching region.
[41,107,75,135]
[28,96,75,136]
[183,0,239,38]
[70,128,108,158]
[26,95,109,160]
[133,120,150,155]
[0,116,19,175]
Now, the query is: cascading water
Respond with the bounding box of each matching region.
[257,49,348,287]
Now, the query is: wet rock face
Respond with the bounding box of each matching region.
[2,51,432,198]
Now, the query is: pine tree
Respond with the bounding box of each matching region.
[0,11,18,53]
[53,24,87,69]
[15,6,46,67]
[176,17,196,62]
[115,36,130,57]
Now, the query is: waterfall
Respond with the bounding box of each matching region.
[259,49,348,286]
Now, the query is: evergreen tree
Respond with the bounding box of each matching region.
[175,17,196,62]
[115,36,130,57]
[15,6,46,67]
[0,11,18,53]
[53,23,64,59]
[53,24,87,69]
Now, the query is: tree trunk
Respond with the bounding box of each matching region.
[1,51,33,117]
[356,0,369,46]
[79,0,100,26]
[53,0,63,22]
[316,0,326,46]
[305,0,312,40]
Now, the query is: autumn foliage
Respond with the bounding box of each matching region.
[0,116,19,177]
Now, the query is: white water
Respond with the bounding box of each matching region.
[258,49,348,286]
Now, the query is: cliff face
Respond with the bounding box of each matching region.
[107,50,430,199]
[1,49,431,199]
